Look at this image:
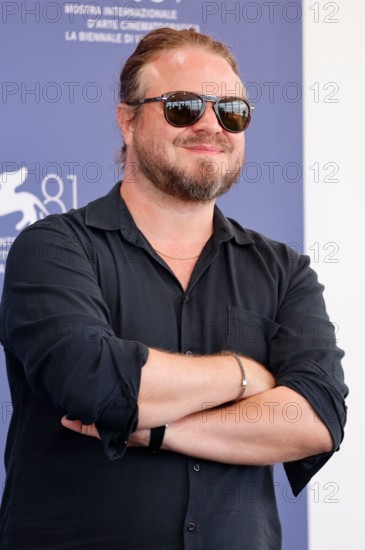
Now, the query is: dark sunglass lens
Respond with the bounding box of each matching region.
[218,99,250,132]
[165,93,203,126]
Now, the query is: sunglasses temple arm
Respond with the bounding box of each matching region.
[132,96,166,106]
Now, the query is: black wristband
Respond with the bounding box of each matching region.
[148,425,166,452]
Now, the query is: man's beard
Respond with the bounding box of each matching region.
[133,132,244,202]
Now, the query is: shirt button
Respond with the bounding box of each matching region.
[187,522,196,531]
[193,463,200,472]
[184,296,190,304]
[185,350,193,355]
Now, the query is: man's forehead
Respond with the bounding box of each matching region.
[141,48,245,98]
[146,47,236,75]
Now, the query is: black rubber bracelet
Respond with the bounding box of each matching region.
[148,425,166,452]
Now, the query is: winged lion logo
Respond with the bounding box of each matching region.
[0,167,49,231]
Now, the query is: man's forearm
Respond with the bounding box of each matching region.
[159,386,333,465]
[136,348,275,428]
[61,373,334,465]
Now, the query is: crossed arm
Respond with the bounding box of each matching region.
[62,347,333,465]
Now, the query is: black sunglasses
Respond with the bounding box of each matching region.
[125,91,254,133]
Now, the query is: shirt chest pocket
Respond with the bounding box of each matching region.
[226,306,280,365]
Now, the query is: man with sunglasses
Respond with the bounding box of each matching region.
[0,28,347,549]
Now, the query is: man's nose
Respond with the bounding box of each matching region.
[192,103,223,133]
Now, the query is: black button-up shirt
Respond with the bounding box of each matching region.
[0,183,348,549]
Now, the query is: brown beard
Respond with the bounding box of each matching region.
[133,131,244,202]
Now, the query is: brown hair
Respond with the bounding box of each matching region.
[119,27,239,103]
[118,27,241,164]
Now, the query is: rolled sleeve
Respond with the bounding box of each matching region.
[0,217,149,459]
[270,249,348,495]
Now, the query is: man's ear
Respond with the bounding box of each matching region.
[117,103,137,146]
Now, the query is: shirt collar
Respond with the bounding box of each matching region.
[85,182,139,242]
[85,182,254,246]
[212,204,254,246]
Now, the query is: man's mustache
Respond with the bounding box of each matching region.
[173,135,234,153]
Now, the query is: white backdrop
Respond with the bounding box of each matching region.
[304,1,364,548]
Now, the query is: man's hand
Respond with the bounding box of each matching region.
[61,416,100,439]
[61,416,150,447]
